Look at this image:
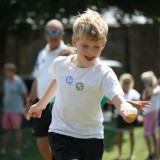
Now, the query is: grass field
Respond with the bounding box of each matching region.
[0,120,150,160]
[103,122,149,160]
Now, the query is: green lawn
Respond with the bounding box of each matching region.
[103,122,149,160]
[0,120,149,160]
[0,121,43,160]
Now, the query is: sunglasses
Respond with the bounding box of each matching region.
[46,30,62,36]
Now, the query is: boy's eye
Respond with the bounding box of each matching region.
[82,45,88,48]
[94,46,100,49]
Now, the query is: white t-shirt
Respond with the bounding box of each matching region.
[48,55,124,139]
[115,89,140,116]
[3,76,27,113]
[32,41,67,99]
[124,89,140,101]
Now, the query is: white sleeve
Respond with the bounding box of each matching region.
[48,56,66,80]
[101,68,124,100]
[133,90,140,100]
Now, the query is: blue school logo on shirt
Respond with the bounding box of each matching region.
[66,76,73,85]
[76,82,84,91]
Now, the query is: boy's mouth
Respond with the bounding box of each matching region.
[84,56,95,61]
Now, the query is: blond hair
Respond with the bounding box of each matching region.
[141,71,157,86]
[73,9,108,42]
[119,73,134,89]
[3,63,17,73]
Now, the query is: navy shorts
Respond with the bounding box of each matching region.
[32,99,51,137]
[48,132,104,160]
[117,114,137,129]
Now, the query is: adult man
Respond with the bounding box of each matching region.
[25,19,67,160]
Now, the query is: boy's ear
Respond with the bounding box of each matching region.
[72,36,76,47]
[102,41,107,49]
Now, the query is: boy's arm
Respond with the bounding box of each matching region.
[112,95,137,123]
[28,79,57,118]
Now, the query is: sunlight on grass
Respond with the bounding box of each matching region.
[103,122,148,160]
[0,121,149,160]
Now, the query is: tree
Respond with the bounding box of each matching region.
[0,0,160,69]
[106,0,160,23]
[0,0,89,68]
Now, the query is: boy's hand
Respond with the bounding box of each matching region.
[121,104,138,123]
[27,103,43,118]
[122,110,137,123]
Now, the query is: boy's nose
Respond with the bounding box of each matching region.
[87,48,94,55]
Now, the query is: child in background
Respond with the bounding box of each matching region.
[141,71,160,160]
[117,73,140,160]
[28,9,139,160]
[0,63,27,158]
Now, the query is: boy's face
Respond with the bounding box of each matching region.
[72,35,106,67]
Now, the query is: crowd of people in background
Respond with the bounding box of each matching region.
[121,71,160,160]
[102,71,160,160]
[0,9,160,160]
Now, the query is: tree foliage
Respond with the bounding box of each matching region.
[0,0,160,68]
[0,0,160,31]
[106,0,160,23]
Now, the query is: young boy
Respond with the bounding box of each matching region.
[28,9,138,160]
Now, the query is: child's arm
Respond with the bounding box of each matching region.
[106,98,150,111]
[126,100,151,111]
[28,79,57,118]
[112,95,137,123]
